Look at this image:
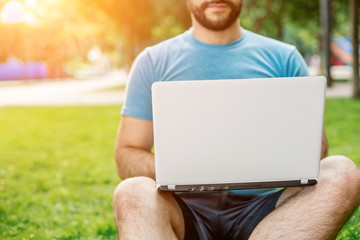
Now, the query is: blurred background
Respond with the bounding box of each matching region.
[0,0,357,82]
[0,0,190,80]
[0,0,359,239]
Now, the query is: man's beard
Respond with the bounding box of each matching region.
[188,0,242,31]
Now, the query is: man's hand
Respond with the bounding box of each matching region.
[114,116,155,179]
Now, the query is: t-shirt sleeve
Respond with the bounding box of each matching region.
[285,48,309,77]
[121,50,155,121]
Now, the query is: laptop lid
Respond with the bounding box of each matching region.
[152,77,326,191]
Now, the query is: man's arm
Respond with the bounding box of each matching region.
[114,116,155,180]
[321,130,328,159]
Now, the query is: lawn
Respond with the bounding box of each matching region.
[0,106,121,239]
[0,98,359,239]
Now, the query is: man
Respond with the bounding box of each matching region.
[113,0,360,239]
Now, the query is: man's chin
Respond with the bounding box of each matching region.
[207,15,230,24]
[191,3,240,31]
[199,17,236,31]
[205,8,231,18]
[200,23,235,31]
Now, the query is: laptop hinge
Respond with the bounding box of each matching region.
[300,179,309,184]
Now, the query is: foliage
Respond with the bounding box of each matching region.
[0,0,356,68]
[242,0,356,57]
[0,99,359,239]
[85,0,190,62]
[0,0,122,70]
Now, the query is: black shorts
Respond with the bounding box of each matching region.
[173,190,284,240]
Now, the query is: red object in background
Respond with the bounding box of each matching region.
[330,36,360,66]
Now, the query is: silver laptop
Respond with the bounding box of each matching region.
[152,76,326,192]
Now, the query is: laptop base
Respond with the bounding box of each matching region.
[157,179,317,192]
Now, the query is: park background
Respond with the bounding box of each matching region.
[0,0,359,239]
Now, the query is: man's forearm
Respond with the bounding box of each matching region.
[115,147,155,180]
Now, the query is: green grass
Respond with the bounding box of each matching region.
[333,79,350,83]
[0,98,359,239]
[94,85,126,92]
[325,98,360,162]
[0,106,121,239]
[324,98,360,240]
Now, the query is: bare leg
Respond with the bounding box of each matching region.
[250,155,360,240]
[113,177,185,240]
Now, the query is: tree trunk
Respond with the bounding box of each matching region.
[350,0,360,98]
[254,0,277,33]
[275,1,286,40]
[320,0,333,87]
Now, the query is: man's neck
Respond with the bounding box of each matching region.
[191,19,242,45]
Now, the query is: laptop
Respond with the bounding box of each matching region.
[152,76,326,192]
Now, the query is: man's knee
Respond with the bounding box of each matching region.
[321,155,360,182]
[113,177,156,217]
[320,155,360,205]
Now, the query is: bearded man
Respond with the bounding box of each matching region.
[113,0,360,239]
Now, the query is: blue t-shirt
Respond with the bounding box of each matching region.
[121,28,309,196]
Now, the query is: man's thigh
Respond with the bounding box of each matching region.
[275,187,303,208]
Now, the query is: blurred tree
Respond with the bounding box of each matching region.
[0,0,122,76]
[85,0,190,63]
[242,0,320,57]
[0,0,356,73]
[242,0,357,57]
